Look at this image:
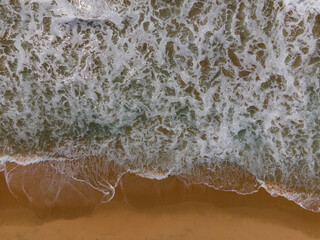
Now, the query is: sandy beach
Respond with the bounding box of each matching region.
[1,0,320,239]
[1,172,320,240]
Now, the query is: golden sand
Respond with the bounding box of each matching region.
[1,172,320,240]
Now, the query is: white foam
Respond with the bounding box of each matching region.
[1,0,320,211]
[283,0,320,14]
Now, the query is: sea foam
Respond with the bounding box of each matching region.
[0,0,320,212]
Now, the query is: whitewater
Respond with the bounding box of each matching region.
[0,0,320,213]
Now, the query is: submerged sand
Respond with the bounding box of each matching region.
[1,173,320,240]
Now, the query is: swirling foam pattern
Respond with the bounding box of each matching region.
[0,0,320,212]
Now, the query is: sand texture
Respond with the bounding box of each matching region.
[0,173,320,240]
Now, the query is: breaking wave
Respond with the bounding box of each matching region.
[0,0,320,213]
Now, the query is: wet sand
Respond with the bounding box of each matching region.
[1,173,320,240]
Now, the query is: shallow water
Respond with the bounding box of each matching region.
[0,0,320,213]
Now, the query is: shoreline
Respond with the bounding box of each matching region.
[1,173,320,239]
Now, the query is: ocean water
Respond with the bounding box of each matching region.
[0,0,320,212]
